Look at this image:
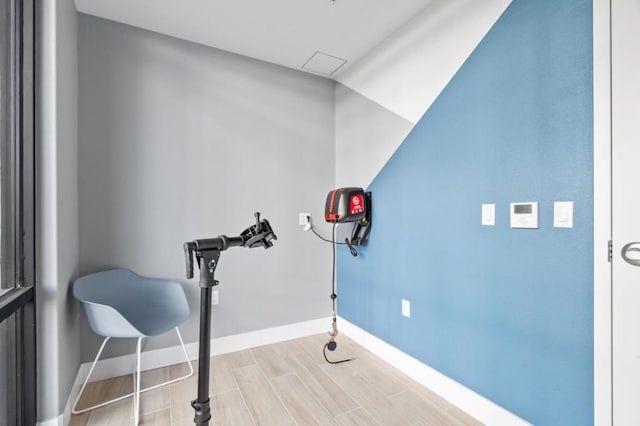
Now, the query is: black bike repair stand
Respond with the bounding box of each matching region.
[184,212,277,425]
[191,249,221,425]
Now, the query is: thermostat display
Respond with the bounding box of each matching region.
[510,202,538,229]
[514,204,532,214]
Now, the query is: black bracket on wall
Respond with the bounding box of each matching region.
[350,191,372,246]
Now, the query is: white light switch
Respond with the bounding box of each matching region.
[554,201,573,228]
[401,299,410,318]
[482,203,495,226]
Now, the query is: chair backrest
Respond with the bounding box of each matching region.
[73,269,189,337]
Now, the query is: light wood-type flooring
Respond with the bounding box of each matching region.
[70,333,483,426]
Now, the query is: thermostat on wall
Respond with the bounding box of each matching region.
[510,202,538,229]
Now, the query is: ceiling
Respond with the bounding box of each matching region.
[75,0,433,78]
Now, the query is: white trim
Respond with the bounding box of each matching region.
[338,317,531,426]
[36,415,64,426]
[63,317,330,423]
[593,0,613,425]
[63,362,88,426]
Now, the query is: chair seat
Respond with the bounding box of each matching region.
[127,306,189,336]
[73,269,190,338]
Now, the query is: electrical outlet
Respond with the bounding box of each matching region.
[211,290,219,305]
[299,212,310,226]
[402,299,410,318]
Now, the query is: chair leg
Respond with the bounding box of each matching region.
[72,337,111,415]
[134,337,143,426]
[175,327,195,379]
[71,328,193,417]
[128,327,194,396]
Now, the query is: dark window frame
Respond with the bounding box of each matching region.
[0,0,37,423]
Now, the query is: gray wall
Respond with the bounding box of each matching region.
[78,14,335,361]
[37,0,80,421]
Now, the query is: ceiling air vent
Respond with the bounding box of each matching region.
[302,51,347,76]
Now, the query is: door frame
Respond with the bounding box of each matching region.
[593,0,612,424]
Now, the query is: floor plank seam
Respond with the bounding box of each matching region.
[304,359,350,416]
[264,370,299,425]
[333,406,363,420]
[134,404,171,420]
[319,364,365,412]
[287,362,352,421]
[231,370,259,426]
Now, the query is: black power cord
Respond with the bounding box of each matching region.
[308,215,347,245]
[323,342,354,364]
[323,223,354,365]
[308,216,358,256]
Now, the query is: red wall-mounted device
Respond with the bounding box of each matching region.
[324,187,366,223]
[323,187,372,246]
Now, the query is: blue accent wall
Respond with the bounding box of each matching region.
[337,0,593,424]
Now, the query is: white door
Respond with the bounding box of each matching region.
[612,0,640,423]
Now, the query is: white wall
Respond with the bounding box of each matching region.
[37,0,80,421]
[335,0,511,188]
[334,83,413,189]
[77,15,336,361]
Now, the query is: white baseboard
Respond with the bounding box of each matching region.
[62,317,331,424]
[36,415,63,426]
[338,317,531,426]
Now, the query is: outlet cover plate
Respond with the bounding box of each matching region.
[402,299,410,317]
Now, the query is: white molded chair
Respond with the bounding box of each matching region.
[72,269,193,424]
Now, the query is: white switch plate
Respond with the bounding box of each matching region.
[554,201,573,228]
[299,213,310,226]
[401,299,411,318]
[211,290,219,305]
[481,203,495,226]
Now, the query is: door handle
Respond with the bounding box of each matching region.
[621,242,640,266]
